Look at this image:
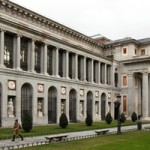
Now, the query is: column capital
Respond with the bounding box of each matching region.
[0,29,6,32]
[142,70,148,76]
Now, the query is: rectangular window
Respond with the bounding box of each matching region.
[135,49,137,55]
[122,47,128,55]
[122,75,127,86]
[141,49,145,55]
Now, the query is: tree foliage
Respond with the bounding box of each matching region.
[59,113,68,128]
[131,112,137,122]
[120,113,126,123]
[105,112,113,124]
[22,112,32,132]
[85,114,93,126]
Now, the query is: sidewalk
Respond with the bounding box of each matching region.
[0,124,150,150]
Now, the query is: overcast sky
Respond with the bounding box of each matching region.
[10,0,150,40]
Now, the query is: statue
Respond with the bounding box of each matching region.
[37,101,43,117]
[61,103,65,114]
[95,102,99,115]
[80,101,83,115]
[7,99,14,117]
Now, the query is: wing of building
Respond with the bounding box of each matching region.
[0,0,149,127]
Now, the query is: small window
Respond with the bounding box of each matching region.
[135,49,137,55]
[122,75,127,86]
[122,47,128,55]
[123,48,127,54]
[141,49,145,55]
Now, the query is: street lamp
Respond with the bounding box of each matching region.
[115,95,121,134]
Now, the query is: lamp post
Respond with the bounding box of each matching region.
[115,95,121,134]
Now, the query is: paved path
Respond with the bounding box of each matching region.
[0,124,150,150]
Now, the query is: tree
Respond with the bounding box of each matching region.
[59,113,68,128]
[131,112,137,122]
[22,112,32,132]
[105,112,113,124]
[120,113,126,123]
[85,114,93,126]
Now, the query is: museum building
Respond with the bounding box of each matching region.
[0,0,150,127]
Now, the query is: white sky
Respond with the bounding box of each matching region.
[10,0,150,40]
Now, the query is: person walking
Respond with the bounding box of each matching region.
[12,119,23,141]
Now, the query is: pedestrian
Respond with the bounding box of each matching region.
[12,119,23,141]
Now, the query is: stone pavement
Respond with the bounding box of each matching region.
[0,124,150,150]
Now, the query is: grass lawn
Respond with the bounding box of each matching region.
[0,120,149,140]
[18,131,150,150]
[0,120,141,140]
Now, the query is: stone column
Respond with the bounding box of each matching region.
[98,62,101,84]
[0,30,4,67]
[142,72,149,118]
[65,51,69,78]
[83,57,86,82]
[16,35,21,69]
[43,44,48,75]
[91,59,93,83]
[104,64,107,84]
[30,39,35,72]
[75,54,78,80]
[55,47,59,77]
[128,73,135,117]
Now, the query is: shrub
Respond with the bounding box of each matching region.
[22,112,32,132]
[131,112,137,122]
[85,114,93,126]
[105,112,113,124]
[59,113,68,128]
[120,113,126,123]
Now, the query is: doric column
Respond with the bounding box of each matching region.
[75,54,78,80]
[65,51,69,78]
[98,62,100,84]
[104,64,107,84]
[31,39,35,72]
[128,73,135,117]
[55,47,59,77]
[16,35,21,69]
[91,59,93,83]
[0,30,4,67]
[83,57,86,82]
[142,72,149,118]
[43,44,48,75]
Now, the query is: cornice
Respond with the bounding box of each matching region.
[0,0,103,50]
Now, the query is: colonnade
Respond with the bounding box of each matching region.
[0,30,112,85]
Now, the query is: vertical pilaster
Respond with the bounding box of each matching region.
[142,72,149,118]
[0,30,4,67]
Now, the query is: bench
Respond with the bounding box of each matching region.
[144,127,150,131]
[45,134,68,143]
[95,130,109,135]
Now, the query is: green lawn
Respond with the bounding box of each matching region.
[0,120,149,140]
[18,131,150,150]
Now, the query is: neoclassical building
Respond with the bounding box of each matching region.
[0,0,149,127]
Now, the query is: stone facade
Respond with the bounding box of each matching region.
[0,0,149,127]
